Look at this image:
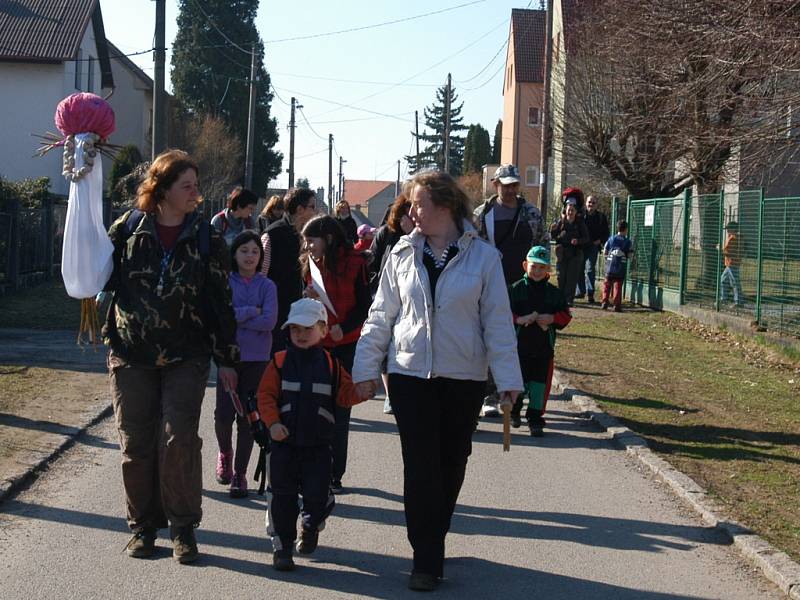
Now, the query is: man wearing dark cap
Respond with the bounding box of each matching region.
[473,164,546,417]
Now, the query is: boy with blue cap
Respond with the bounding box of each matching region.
[507,246,572,436]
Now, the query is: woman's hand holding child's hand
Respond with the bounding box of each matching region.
[270,423,289,441]
[356,381,378,401]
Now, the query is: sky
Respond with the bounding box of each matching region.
[101,0,538,193]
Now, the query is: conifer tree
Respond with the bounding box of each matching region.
[491,119,502,164]
[463,124,491,174]
[406,84,468,176]
[171,0,282,193]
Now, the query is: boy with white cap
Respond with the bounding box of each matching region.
[256,298,365,571]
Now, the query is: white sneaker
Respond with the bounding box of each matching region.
[383,396,393,414]
[481,402,501,418]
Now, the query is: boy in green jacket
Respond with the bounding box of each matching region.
[508,246,572,436]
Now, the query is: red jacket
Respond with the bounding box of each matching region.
[305,248,369,347]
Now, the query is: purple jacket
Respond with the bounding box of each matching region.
[229,272,278,362]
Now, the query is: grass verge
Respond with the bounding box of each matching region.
[555,304,800,561]
[0,279,82,329]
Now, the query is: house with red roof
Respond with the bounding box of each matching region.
[343,179,396,225]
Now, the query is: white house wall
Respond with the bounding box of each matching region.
[0,26,106,197]
[107,56,152,159]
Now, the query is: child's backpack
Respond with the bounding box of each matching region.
[604,236,630,278]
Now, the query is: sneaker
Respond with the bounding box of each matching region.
[613,306,622,313]
[125,528,156,558]
[481,398,501,418]
[216,451,232,485]
[511,415,522,429]
[330,480,343,495]
[230,473,248,498]
[383,396,393,414]
[296,528,319,554]
[530,426,544,438]
[600,302,609,310]
[170,525,199,564]
[408,572,439,591]
[273,549,295,571]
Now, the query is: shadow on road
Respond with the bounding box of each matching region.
[0,413,118,450]
[1,498,722,599]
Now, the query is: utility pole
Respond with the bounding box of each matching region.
[539,0,555,217]
[288,97,300,188]
[443,73,452,174]
[151,0,166,158]
[244,44,257,189]
[328,134,334,213]
[338,156,347,202]
[414,110,420,169]
[395,160,401,196]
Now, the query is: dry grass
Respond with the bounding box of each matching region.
[555,304,800,561]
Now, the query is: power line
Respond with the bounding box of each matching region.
[456,39,508,84]
[265,0,487,43]
[269,71,440,88]
[189,0,253,55]
[461,61,506,92]
[297,106,327,141]
[273,85,414,123]
[295,146,330,160]
[310,17,509,120]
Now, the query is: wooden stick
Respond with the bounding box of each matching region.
[502,401,511,452]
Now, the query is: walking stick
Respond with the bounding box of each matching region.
[502,401,511,452]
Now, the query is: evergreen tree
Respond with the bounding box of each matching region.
[491,119,502,164]
[463,124,492,174]
[171,0,282,194]
[296,177,310,189]
[406,83,468,176]
[109,144,144,205]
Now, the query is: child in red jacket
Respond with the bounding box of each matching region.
[257,298,365,572]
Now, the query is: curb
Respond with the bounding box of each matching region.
[0,401,113,503]
[552,369,800,599]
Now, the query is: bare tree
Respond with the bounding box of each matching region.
[552,0,800,199]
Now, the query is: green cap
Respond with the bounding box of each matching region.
[526,245,550,265]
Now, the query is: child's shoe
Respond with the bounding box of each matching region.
[273,549,295,571]
[216,451,232,485]
[614,306,622,313]
[330,480,344,495]
[296,528,319,554]
[600,301,609,310]
[529,426,544,437]
[511,415,522,429]
[230,473,248,498]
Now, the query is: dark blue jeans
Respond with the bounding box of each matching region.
[577,244,600,298]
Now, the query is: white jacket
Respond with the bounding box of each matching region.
[352,223,523,392]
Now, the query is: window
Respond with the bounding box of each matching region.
[525,166,539,187]
[528,107,540,126]
[74,50,82,90]
[87,56,94,93]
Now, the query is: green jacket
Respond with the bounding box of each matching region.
[103,210,239,368]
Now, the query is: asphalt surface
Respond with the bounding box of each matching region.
[0,383,781,599]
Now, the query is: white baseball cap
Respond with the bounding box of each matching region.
[282,298,328,329]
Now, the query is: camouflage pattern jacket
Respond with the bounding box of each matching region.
[103,210,240,368]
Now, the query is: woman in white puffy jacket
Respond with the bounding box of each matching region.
[352,170,523,591]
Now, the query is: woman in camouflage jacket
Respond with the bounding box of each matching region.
[104,150,239,564]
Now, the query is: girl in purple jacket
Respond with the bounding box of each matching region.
[215,231,278,497]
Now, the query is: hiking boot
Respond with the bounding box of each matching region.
[296,528,319,554]
[170,524,199,564]
[273,549,295,571]
[330,480,343,495]
[408,572,439,591]
[530,426,544,438]
[230,473,248,498]
[511,415,522,429]
[125,528,156,558]
[216,450,232,485]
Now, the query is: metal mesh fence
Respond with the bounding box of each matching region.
[623,190,800,338]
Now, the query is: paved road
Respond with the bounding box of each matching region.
[0,383,780,599]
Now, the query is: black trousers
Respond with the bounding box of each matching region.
[267,443,334,552]
[329,342,357,483]
[388,374,485,578]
